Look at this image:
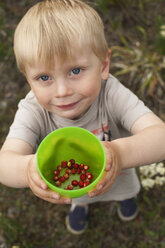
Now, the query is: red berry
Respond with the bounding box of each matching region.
[73,163,79,169]
[66,169,72,174]
[55,181,61,187]
[72,180,78,186]
[86,178,91,183]
[63,173,69,180]
[61,161,67,168]
[81,169,86,174]
[79,163,84,170]
[53,175,59,181]
[67,184,73,190]
[57,165,62,171]
[59,176,65,183]
[77,168,81,174]
[84,182,90,187]
[71,169,76,174]
[84,165,89,170]
[80,174,86,181]
[69,159,75,165]
[53,169,60,176]
[86,172,93,180]
[79,180,84,188]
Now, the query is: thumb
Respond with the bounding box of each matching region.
[28,154,48,190]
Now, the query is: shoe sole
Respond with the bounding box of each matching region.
[117,206,139,222]
[65,216,88,235]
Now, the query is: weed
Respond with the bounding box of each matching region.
[111,25,165,97]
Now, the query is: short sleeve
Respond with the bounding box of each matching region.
[105,75,152,131]
[7,91,43,149]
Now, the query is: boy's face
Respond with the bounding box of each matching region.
[25,48,110,120]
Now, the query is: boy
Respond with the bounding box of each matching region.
[0,0,165,235]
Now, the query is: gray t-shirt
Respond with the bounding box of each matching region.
[7,74,151,203]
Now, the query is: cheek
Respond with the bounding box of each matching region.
[33,88,50,106]
[81,77,101,97]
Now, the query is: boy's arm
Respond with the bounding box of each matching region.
[115,113,165,168]
[89,112,165,197]
[0,139,71,204]
[0,138,33,187]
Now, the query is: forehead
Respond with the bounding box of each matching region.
[25,46,100,76]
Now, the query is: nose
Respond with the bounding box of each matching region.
[54,79,73,98]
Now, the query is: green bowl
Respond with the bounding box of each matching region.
[37,127,106,198]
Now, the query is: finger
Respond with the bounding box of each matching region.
[41,195,72,205]
[97,164,115,190]
[95,163,121,196]
[29,170,72,204]
[88,167,115,197]
[89,173,110,197]
[105,162,111,171]
[101,141,112,172]
[105,154,112,172]
[28,156,48,190]
[29,177,72,204]
[28,173,60,200]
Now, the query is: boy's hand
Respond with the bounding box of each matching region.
[88,141,121,198]
[27,155,72,204]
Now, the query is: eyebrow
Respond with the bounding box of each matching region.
[30,71,51,79]
[28,58,90,79]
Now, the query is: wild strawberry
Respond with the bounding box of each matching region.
[86,172,93,180]
[72,180,78,186]
[84,165,89,170]
[85,178,91,183]
[55,181,61,187]
[79,163,84,170]
[53,175,59,181]
[80,174,86,181]
[59,176,65,183]
[79,180,84,188]
[76,168,81,174]
[84,181,90,187]
[65,169,72,175]
[67,184,73,190]
[73,163,79,169]
[57,165,62,171]
[69,159,75,165]
[63,173,69,180]
[53,169,60,176]
[71,169,76,174]
[81,169,86,174]
[61,161,67,168]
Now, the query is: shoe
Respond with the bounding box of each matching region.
[117,198,138,222]
[66,204,88,235]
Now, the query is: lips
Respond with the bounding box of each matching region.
[56,100,80,109]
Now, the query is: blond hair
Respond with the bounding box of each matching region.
[14,0,108,74]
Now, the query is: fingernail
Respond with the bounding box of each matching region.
[53,194,60,200]
[98,184,103,190]
[41,184,47,189]
[90,192,95,198]
[64,199,71,204]
[106,164,111,171]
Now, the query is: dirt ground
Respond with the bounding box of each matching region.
[0,0,165,247]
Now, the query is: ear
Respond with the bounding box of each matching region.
[101,48,111,80]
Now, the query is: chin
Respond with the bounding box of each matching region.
[59,111,83,120]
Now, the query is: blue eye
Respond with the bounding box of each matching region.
[71,68,81,75]
[40,75,50,81]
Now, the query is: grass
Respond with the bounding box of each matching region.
[0,0,165,247]
[1,185,165,247]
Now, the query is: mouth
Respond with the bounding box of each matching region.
[55,100,81,110]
